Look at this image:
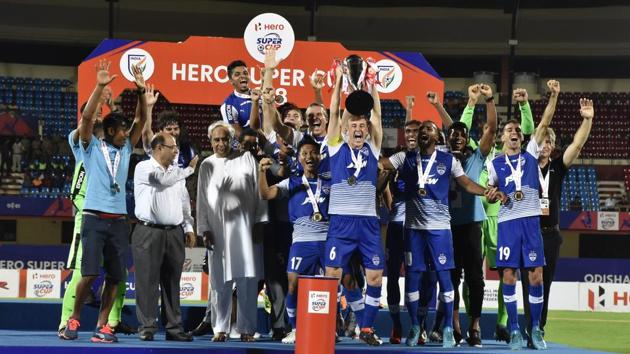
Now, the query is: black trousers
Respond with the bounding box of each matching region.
[385,221,404,307]
[522,228,562,332]
[450,222,485,319]
[132,224,185,335]
[263,221,292,331]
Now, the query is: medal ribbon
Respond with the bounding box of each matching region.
[349,147,364,179]
[301,175,322,214]
[417,150,437,191]
[504,153,522,193]
[100,140,121,190]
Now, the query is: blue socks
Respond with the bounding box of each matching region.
[361,285,381,329]
[344,287,365,326]
[437,270,454,329]
[286,291,297,328]
[405,271,421,326]
[503,283,519,332]
[528,284,544,328]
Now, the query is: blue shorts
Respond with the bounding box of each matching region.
[325,215,384,270]
[404,228,454,272]
[287,241,326,276]
[496,216,546,269]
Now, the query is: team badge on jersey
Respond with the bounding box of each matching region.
[436,163,446,175]
[529,250,537,262]
[438,253,447,265]
[372,255,381,266]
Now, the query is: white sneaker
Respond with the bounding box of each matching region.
[281,329,297,344]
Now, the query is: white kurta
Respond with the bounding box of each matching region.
[197,150,267,287]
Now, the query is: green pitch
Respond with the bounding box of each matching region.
[545,310,630,353]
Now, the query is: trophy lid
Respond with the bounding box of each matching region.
[345,90,374,116]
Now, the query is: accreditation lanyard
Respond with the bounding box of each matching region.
[100,140,121,192]
[301,175,322,214]
[417,150,437,191]
[538,162,551,215]
[504,153,522,193]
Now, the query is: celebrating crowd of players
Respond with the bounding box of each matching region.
[58,49,594,350]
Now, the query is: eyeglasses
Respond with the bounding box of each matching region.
[160,144,179,150]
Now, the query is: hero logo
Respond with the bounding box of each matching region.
[308,291,330,314]
[0,281,8,290]
[119,48,155,82]
[588,286,606,310]
[375,59,403,93]
[180,283,195,299]
[33,280,54,297]
[244,13,295,64]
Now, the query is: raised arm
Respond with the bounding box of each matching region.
[563,98,594,167]
[427,91,454,129]
[370,83,383,151]
[258,158,280,200]
[512,88,534,135]
[248,88,262,131]
[534,80,560,146]
[148,156,198,187]
[478,83,498,157]
[405,95,415,122]
[79,59,117,146]
[326,64,344,141]
[310,70,325,105]
[142,84,159,152]
[129,63,148,146]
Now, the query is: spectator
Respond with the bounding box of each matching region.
[0,138,10,175]
[569,195,582,211]
[604,193,617,211]
[12,137,23,172]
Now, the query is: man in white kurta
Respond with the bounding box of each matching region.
[196,121,267,341]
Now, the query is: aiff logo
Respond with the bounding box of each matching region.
[374,59,403,93]
[119,48,155,82]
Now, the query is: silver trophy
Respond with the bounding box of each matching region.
[343,54,367,92]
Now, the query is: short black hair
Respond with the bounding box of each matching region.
[102,112,128,137]
[404,120,421,128]
[150,133,170,150]
[501,118,521,132]
[448,121,469,136]
[227,60,247,78]
[157,110,180,131]
[297,135,321,155]
[239,127,258,143]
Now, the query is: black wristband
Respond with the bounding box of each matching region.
[136,88,146,95]
[485,96,494,103]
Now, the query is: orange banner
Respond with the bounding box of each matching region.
[79,36,443,122]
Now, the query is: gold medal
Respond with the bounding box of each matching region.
[514,191,524,201]
[347,175,357,185]
[312,212,323,222]
[418,188,427,197]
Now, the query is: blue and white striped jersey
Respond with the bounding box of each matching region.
[487,139,543,223]
[277,176,331,243]
[389,149,464,230]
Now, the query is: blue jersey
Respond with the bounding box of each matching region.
[277,175,331,242]
[450,147,487,225]
[488,139,542,223]
[221,90,253,127]
[389,149,464,230]
[327,137,379,217]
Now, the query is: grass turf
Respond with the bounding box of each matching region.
[545,310,630,353]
